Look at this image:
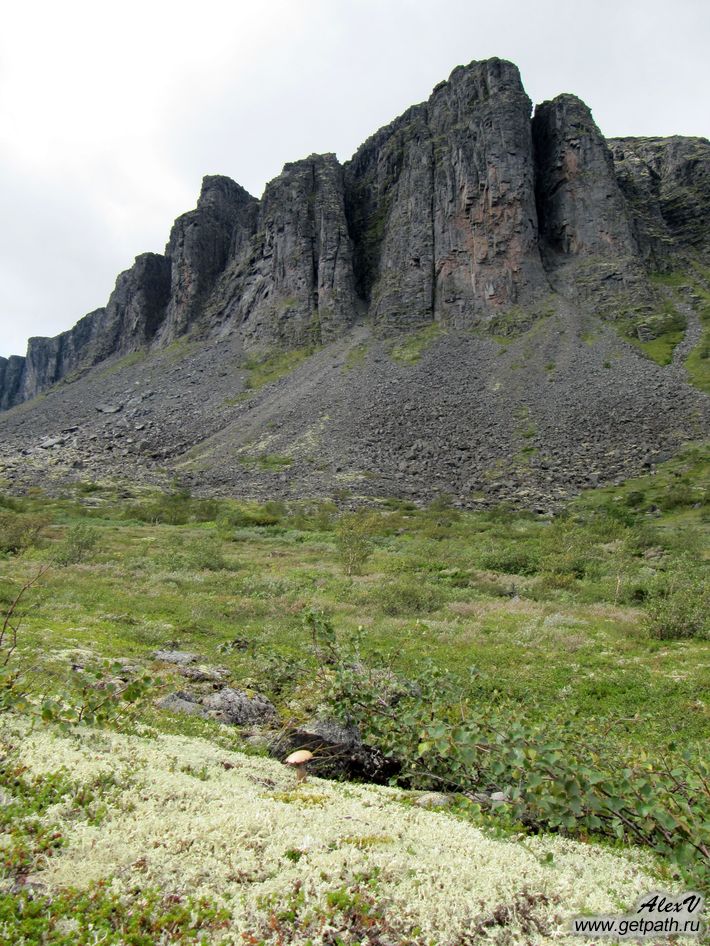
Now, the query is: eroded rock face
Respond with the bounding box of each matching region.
[1,253,172,409]
[213,154,359,349]
[161,175,258,342]
[531,94,653,314]
[533,95,637,261]
[345,58,548,333]
[608,136,710,269]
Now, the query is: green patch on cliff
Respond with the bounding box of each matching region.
[389,322,445,364]
[649,265,710,384]
[485,300,557,343]
[238,452,293,471]
[343,342,369,371]
[685,272,710,393]
[97,350,148,377]
[618,298,686,366]
[243,347,315,391]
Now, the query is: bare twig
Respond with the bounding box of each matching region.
[1,564,50,666]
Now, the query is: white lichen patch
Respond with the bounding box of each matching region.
[6,720,665,945]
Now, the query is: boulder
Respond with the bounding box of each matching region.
[153,650,199,665]
[155,691,207,718]
[177,665,230,683]
[414,792,454,809]
[202,688,278,726]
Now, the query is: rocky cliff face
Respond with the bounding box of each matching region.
[1,57,709,413]
[531,94,650,312]
[210,153,359,349]
[160,176,258,343]
[345,60,548,333]
[608,136,710,270]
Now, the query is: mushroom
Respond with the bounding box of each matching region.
[285,749,314,784]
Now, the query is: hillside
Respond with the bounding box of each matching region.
[0,58,708,505]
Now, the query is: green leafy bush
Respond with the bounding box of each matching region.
[372,578,443,616]
[125,488,220,526]
[53,523,99,566]
[478,544,540,576]
[321,640,710,880]
[644,562,709,640]
[335,513,377,575]
[0,510,49,555]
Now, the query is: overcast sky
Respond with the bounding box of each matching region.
[1,0,708,358]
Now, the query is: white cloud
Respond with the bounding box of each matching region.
[1,0,708,356]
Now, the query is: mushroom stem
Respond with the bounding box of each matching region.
[295,764,307,784]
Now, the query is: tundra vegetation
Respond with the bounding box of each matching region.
[0,443,708,942]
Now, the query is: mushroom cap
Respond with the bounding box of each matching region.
[285,749,314,766]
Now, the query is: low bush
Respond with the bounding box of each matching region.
[321,636,710,881]
[478,544,540,576]
[644,562,709,640]
[53,523,99,566]
[0,511,49,556]
[335,513,377,575]
[373,578,444,616]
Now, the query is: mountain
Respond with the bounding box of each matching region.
[0,58,708,507]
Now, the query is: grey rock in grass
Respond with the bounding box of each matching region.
[153,650,199,665]
[177,664,230,683]
[414,792,454,809]
[202,687,278,726]
[155,691,208,718]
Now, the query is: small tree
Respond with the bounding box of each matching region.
[645,562,709,640]
[53,523,99,566]
[335,513,376,576]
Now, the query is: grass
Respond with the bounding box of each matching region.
[0,720,665,945]
[0,444,708,925]
[243,347,315,391]
[343,342,368,371]
[645,265,710,381]
[389,323,445,364]
[94,349,148,379]
[238,453,293,471]
[619,299,686,366]
[685,270,710,392]
[0,443,707,758]
[629,328,685,366]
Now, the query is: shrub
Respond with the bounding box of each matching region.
[374,578,443,616]
[216,505,281,536]
[125,489,220,526]
[322,646,710,879]
[187,536,230,572]
[659,481,697,511]
[644,563,709,640]
[53,523,99,566]
[335,513,377,576]
[478,544,540,576]
[0,511,49,556]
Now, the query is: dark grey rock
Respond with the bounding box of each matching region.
[270,717,399,784]
[0,58,708,510]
